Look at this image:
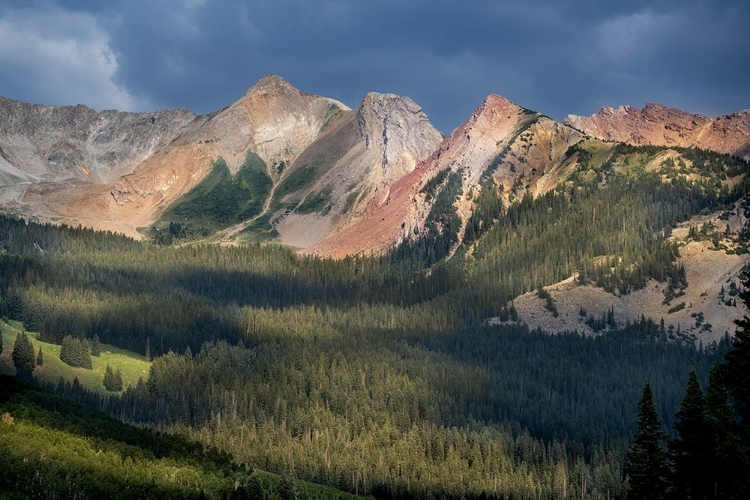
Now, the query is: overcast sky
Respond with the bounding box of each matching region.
[0,0,748,133]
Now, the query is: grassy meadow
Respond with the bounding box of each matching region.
[0,319,150,394]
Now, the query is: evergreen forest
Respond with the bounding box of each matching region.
[1,143,750,498]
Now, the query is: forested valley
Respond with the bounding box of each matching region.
[1,144,750,498]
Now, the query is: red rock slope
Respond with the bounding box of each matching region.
[564,103,750,160]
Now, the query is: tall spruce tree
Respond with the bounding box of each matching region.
[669,366,712,499]
[36,346,43,366]
[91,334,101,356]
[277,473,298,500]
[12,331,35,381]
[705,364,747,499]
[725,272,750,440]
[103,365,123,391]
[719,270,750,497]
[627,380,669,500]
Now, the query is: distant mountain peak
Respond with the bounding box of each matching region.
[564,102,750,159]
[360,92,422,113]
[246,74,298,96]
[482,93,517,108]
[458,94,528,135]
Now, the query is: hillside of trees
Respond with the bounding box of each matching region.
[1,144,749,498]
[0,375,363,499]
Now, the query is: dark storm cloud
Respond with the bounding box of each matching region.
[1,0,748,133]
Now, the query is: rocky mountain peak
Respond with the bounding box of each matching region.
[356,92,442,172]
[481,93,517,110]
[465,94,526,130]
[246,74,297,96]
[204,76,351,169]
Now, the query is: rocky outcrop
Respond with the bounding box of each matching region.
[564,103,750,160]
[357,92,441,179]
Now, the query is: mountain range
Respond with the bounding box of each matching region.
[2,76,750,341]
[1,75,748,254]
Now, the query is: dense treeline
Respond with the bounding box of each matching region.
[33,316,726,499]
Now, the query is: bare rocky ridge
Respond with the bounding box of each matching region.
[3,76,350,237]
[2,78,750,257]
[564,103,750,160]
[0,97,196,197]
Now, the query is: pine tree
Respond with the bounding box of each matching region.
[36,346,43,366]
[245,476,266,500]
[669,365,712,499]
[626,380,669,500]
[277,473,298,500]
[91,334,101,357]
[12,332,35,381]
[103,365,114,390]
[60,335,92,369]
[726,272,750,440]
[103,365,123,391]
[114,367,123,391]
[705,364,747,499]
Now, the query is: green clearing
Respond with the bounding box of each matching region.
[295,186,332,214]
[236,212,280,243]
[0,320,150,394]
[155,151,273,240]
[276,164,318,199]
[268,163,319,216]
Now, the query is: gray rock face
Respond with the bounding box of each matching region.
[272,91,443,247]
[0,97,196,184]
[357,92,443,178]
